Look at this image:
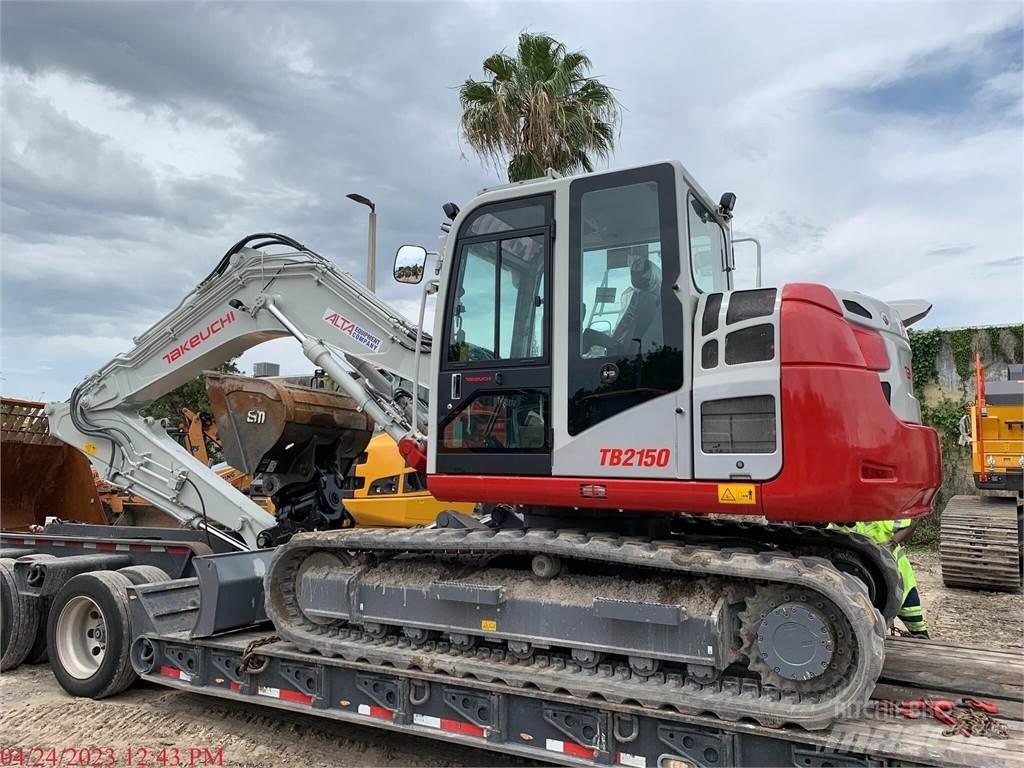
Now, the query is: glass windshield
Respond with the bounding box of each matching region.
[688,194,727,292]
[578,181,665,358]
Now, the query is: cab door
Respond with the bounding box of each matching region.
[554,163,689,479]
[435,195,553,476]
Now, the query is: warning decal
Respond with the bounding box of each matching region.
[718,483,756,505]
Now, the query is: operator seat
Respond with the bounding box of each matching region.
[608,257,662,353]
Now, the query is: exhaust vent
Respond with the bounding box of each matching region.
[726,288,777,324]
[702,293,723,335]
[842,299,872,319]
[724,324,775,365]
[701,340,719,369]
[701,395,776,454]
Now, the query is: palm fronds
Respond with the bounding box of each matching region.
[459,32,621,182]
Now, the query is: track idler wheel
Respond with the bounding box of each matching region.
[739,586,854,693]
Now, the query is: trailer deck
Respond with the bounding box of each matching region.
[4,528,1023,768]
[135,627,1023,768]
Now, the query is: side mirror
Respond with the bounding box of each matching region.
[393,245,427,284]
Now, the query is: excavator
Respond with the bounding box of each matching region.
[941,355,1024,592]
[44,160,941,728]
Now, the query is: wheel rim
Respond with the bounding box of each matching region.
[55,595,107,679]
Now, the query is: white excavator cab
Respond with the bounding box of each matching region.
[424,162,743,493]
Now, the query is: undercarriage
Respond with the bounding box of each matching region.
[266,516,900,730]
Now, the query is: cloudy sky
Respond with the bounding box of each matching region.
[1,1,1022,400]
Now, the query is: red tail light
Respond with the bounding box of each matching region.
[851,326,889,371]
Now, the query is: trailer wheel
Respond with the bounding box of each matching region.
[117,565,170,586]
[1,558,39,671]
[25,597,52,664]
[22,555,58,664]
[48,570,137,698]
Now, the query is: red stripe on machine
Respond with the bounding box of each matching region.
[229,681,241,692]
[97,542,117,551]
[159,666,192,682]
[257,685,313,705]
[413,713,486,738]
[358,704,394,721]
[545,739,594,759]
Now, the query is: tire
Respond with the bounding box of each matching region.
[25,597,52,664]
[1,558,39,671]
[47,570,137,698]
[117,565,170,586]
[21,555,58,665]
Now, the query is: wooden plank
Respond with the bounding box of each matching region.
[882,637,1024,701]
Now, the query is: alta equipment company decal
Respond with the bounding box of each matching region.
[323,308,383,352]
[162,310,236,364]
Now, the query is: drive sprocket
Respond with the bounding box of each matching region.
[738,584,857,694]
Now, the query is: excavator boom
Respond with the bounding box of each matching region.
[47,235,428,549]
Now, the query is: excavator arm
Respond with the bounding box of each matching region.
[47,234,429,550]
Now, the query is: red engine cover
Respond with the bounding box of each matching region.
[760,284,941,522]
[427,283,942,524]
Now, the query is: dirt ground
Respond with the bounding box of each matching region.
[909,549,1023,649]
[0,663,529,767]
[1,551,1019,767]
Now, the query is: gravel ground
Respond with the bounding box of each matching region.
[1,550,1019,767]
[909,549,1023,649]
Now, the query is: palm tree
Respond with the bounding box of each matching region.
[459,32,620,182]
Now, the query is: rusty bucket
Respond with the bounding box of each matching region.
[1,398,107,530]
[205,373,373,481]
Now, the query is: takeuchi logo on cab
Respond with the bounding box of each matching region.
[162,310,236,364]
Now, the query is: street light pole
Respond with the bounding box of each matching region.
[346,193,376,293]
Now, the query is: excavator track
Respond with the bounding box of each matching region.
[266,527,887,730]
[941,495,1024,592]
[665,517,903,622]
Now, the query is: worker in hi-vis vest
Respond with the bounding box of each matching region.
[829,519,929,638]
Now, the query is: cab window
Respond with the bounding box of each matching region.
[446,221,547,364]
[688,194,727,293]
[567,164,684,436]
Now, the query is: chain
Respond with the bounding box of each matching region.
[239,634,280,673]
[942,707,1009,739]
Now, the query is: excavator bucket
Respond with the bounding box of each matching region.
[1,398,107,530]
[205,372,373,481]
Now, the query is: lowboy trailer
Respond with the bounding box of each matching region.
[2,525,1022,768]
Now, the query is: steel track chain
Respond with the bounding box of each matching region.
[669,517,904,622]
[265,527,886,730]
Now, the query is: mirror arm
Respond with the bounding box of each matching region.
[412,277,439,436]
[731,237,763,288]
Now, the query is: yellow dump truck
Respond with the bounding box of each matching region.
[941,356,1023,592]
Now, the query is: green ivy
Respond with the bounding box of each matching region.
[947,328,976,381]
[907,328,943,393]
[920,396,968,443]
[908,325,1024,392]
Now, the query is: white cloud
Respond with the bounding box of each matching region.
[4,68,258,182]
[1,1,1021,403]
